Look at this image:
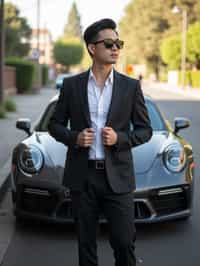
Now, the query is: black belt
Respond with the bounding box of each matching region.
[88,160,105,170]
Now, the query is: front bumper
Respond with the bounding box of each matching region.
[13,182,193,224]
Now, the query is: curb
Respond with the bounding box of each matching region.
[0,158,11,203]
[0,158,12,266]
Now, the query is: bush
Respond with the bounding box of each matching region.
[178,71,191,86]
[3,97,16,112]
[42,64,49,86]
[178,70,200,88]
[191,71,200,88]
[5,57,35,93]
[0,104,6,119]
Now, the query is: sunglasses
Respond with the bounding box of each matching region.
[93,38,124,49]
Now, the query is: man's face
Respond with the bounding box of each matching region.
[88,29,121,65]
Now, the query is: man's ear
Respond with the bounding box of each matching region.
[88,44,95,56]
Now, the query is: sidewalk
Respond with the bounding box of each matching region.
[0,87,56,201]
[145,81,200,100]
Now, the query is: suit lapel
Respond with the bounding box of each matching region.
[106,70,125,126]
[78,69,125,127]
[78,70,91,126]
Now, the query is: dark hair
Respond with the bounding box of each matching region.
[83,18,117,45]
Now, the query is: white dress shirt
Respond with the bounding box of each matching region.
[88,69,113,160]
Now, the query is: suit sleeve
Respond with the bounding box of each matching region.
[115,80,153,151]
[47,79,79,147]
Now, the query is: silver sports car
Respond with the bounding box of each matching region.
[11,94,195,223]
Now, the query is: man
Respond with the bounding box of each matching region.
[48,18,152,266]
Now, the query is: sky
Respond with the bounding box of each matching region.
[6,0,131,40]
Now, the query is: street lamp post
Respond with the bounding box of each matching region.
[172,6,187,90]
[181,9,187,90]
[36,0,41,89]
[0,0,5,102]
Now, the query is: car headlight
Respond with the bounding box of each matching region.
[163,143,186,172]
[19,145,44,174]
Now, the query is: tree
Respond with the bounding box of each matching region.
[53,38,83,71]
[187,22,200,69]
[4,3,31,57]
[64,2,82,39]
[119,0,200,77]
[119,0,171,77]
[54,2,84,70]
[160,34,181,70]
[160,21,200,70]
[164,0,200,37]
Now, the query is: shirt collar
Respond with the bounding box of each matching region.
[89,68,114,86]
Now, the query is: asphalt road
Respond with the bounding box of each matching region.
[0,85,200,266]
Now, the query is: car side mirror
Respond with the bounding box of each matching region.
[16,118,31,136]
[174,117,190,134]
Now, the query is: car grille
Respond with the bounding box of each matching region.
[19,186,187,221]
[150,191,187,216]
[56,200,152,220]
[19,187,152,221]
[56,200,73,218]
[135,201,151,219]
[21,185,189,221]
[20,188,57,215]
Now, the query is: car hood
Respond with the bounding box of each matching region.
[33,132,171,174]
[36,133,67,168]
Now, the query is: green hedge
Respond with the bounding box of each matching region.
[0,104,6,119]
[3,97,16,112]
[5,57,35,93]
[42,64,49,86]
[191,71,200,88]
[178,70,200,88]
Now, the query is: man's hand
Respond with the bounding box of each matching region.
[76,128,95,147]
[102,127,117,146]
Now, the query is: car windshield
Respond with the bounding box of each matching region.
[145,100,166,131]
[36,99,166,132]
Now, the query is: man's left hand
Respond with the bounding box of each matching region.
[102,127,117,146]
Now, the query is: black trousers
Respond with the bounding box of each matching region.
[71,167,137,266]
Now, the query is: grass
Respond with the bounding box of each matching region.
[0,103,6,119]
[3,97,16,112]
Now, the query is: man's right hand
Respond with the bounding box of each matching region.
[76,128,95,147]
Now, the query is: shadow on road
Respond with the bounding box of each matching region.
[14,215,192,241]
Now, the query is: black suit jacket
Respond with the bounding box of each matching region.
[48,69,152,193]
